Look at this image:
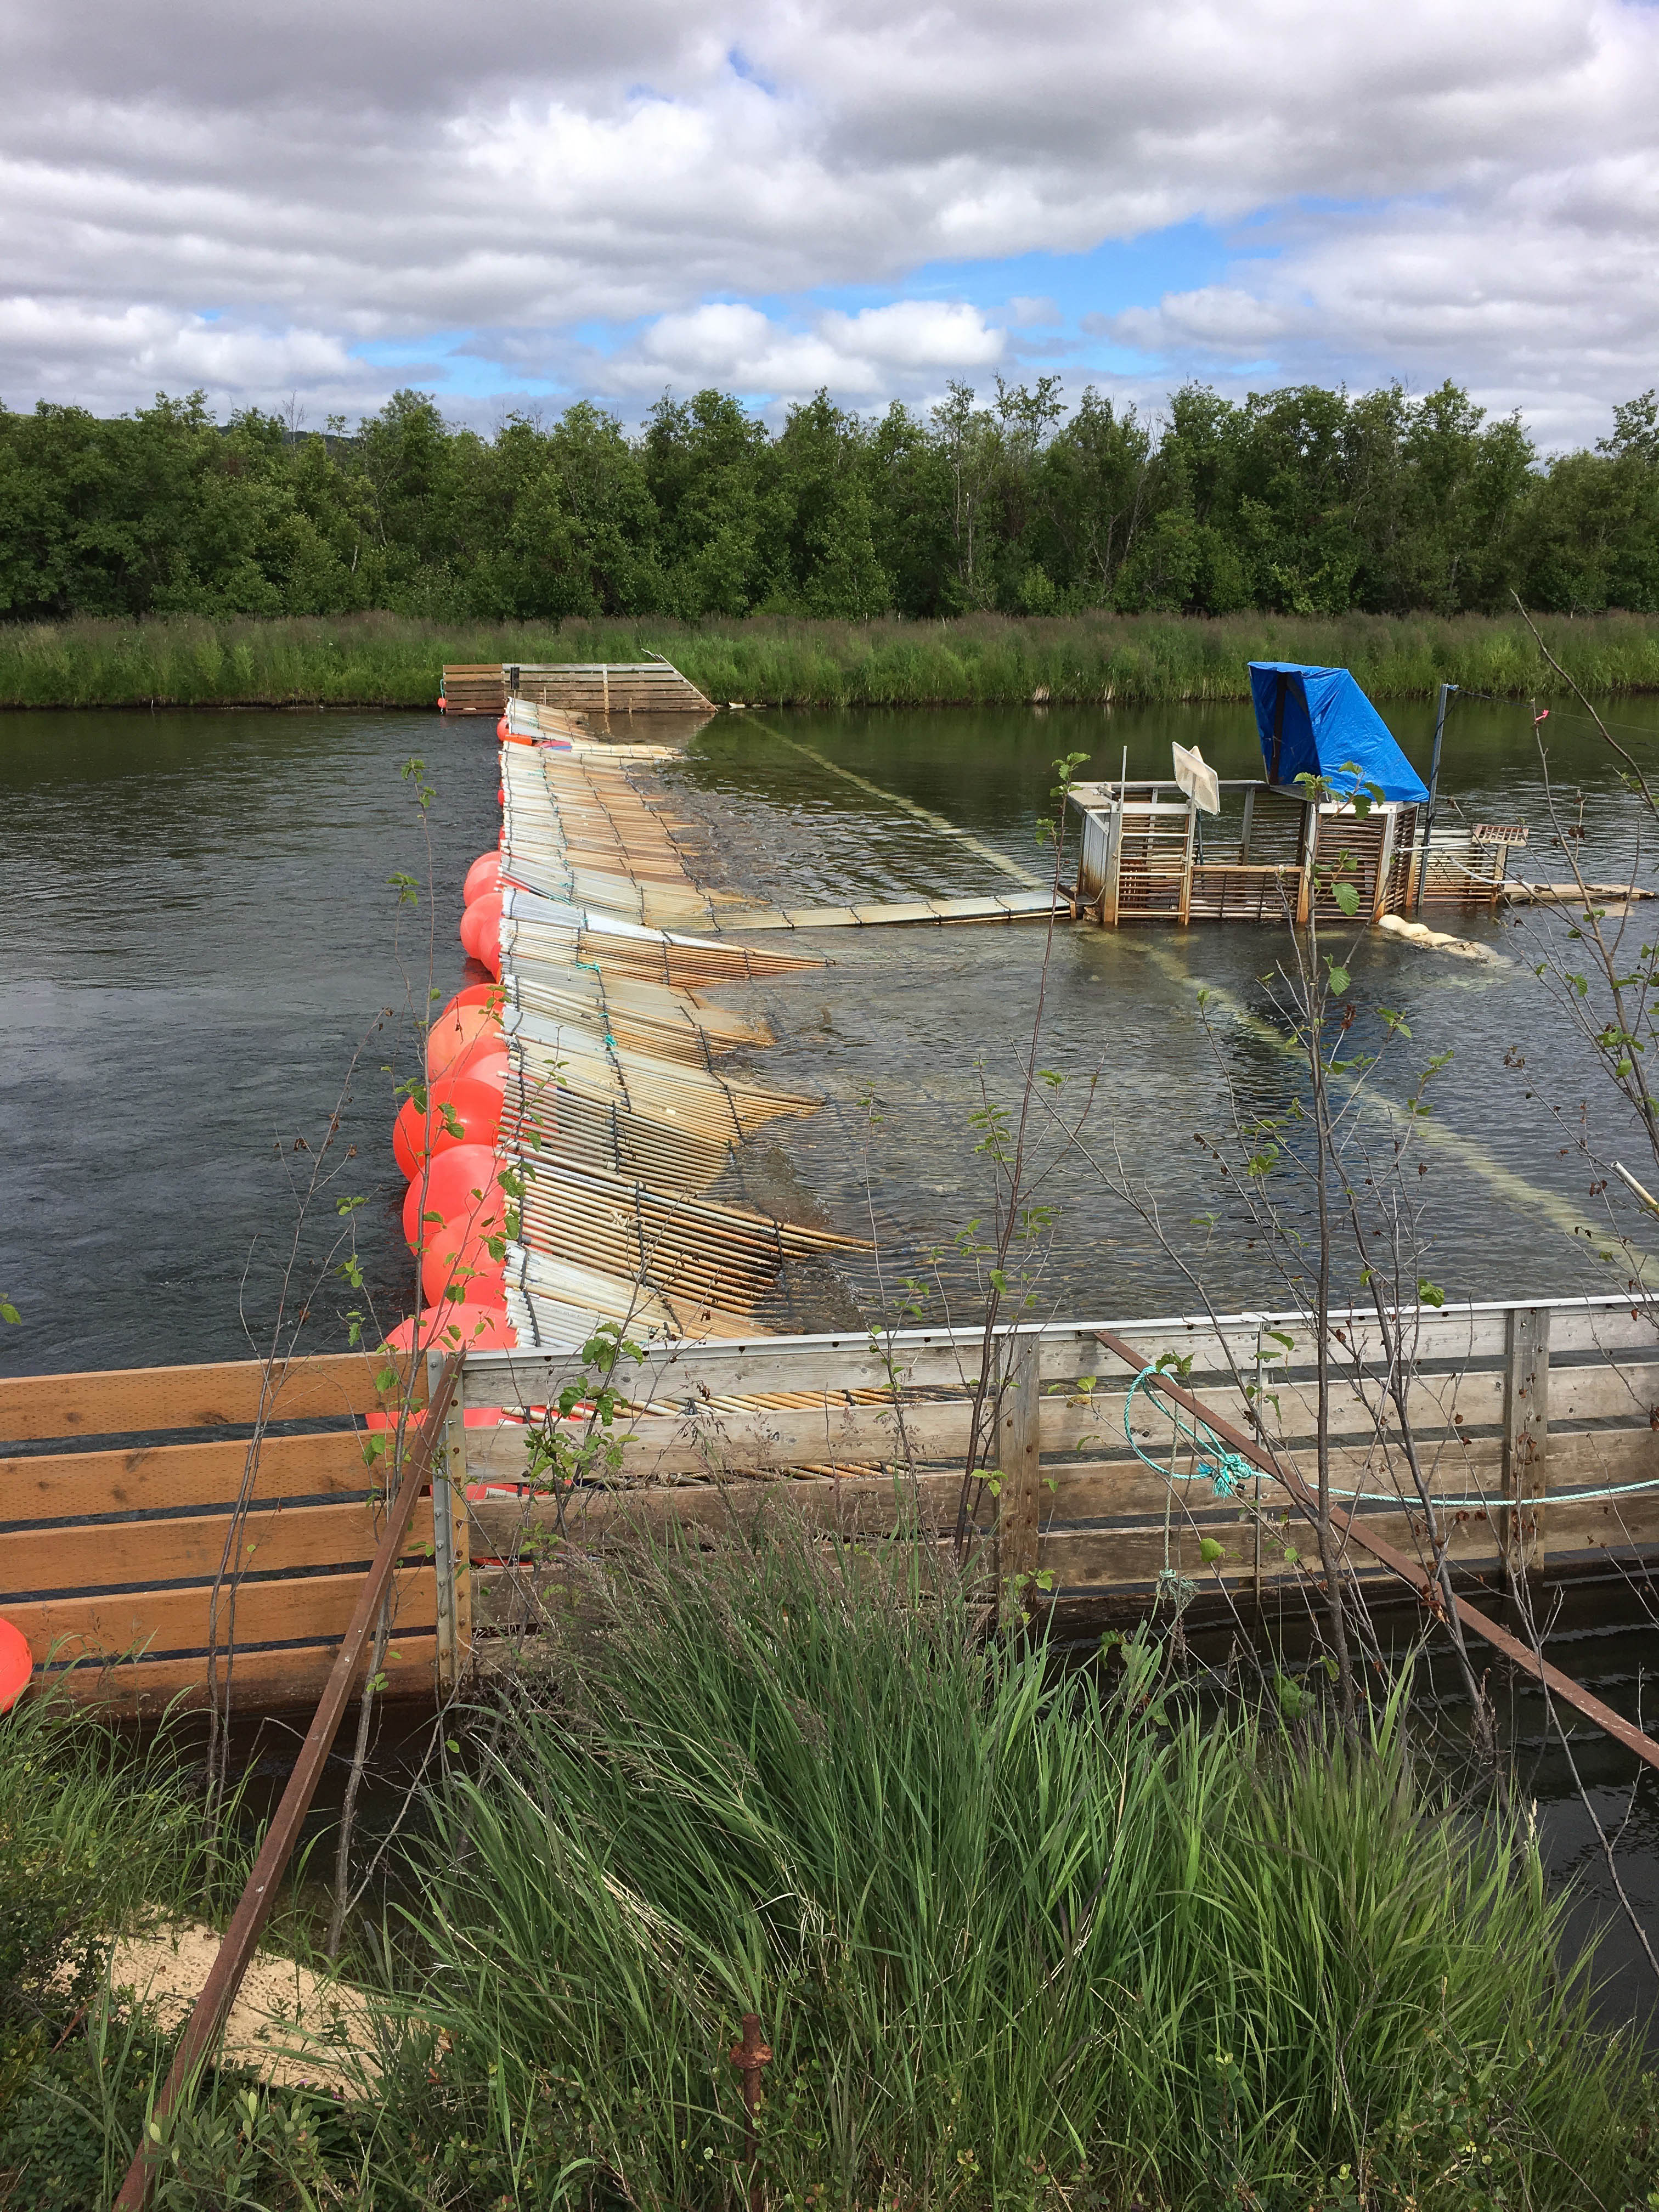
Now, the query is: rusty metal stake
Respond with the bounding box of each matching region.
[729,2011,772,2212]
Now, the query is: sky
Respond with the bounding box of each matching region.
[0,0,1655,448]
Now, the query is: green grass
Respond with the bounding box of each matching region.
[4,608,1659,710]
[381,1526,1657,2212]
[4,1545,1657,2210]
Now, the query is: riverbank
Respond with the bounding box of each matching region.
[4,608,1659,711]
[5,1532,1657,2211]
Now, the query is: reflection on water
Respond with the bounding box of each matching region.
[3,689,1659,2010]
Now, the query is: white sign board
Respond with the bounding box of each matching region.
[1171,741,1220,815]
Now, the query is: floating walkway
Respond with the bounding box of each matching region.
[723,889,1065,929]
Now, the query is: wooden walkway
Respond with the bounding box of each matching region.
[720,889,1066,928]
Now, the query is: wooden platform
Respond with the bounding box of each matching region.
[719,889,1067,929]
[441,659,713,716]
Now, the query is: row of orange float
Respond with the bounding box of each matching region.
[382,729,528,1389]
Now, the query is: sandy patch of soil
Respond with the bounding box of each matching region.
[102,1923,381,2097]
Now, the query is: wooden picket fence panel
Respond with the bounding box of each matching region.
[441,661,714,718]
[0,1353,441,1716]
[10,1294,1659,1711]
[452,1294,1659,1645]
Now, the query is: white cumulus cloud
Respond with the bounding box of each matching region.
[0,0,1650,441]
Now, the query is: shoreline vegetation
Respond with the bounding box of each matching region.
[6,607,1659,712]
[5,1530,1658,2210]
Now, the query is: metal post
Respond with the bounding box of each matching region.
[1414,682,1456,915]
[730,2012,772,2212]
[1269,673,1289,783]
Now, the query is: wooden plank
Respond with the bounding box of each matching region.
[1549,1359,1659,1423]
[1503,1306,1550,1582]
[9,1560,437,1666]
[1,1499,435,1602]
[461,1416,1659,1543]
[464,1469,969,1555]
[42,1638,438,1718]
[1,1429,377,1528]
[112,1353,461,2212]
[996,1334,1042,1607]
[1094,1327,1659,1778]
[1039,1488,1659,1592]
[0,1353,418,1445]
[456,1308,1553,1409]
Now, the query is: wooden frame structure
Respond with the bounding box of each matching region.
[8,1293,1657,1708]
[441,658,714,717]
[0,1352,443,1716]
[1069,777,1507,927]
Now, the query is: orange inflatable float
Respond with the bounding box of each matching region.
[458,890,503,978]
[401,1143,503,1251]
[438,983,506,1022]
[381,1307,512,1356]
[464,852,501,905]
[426,1001,501,1080]
[0,1616,29,1711]
[392,1071,503,1180]
[421,1221,507,1310]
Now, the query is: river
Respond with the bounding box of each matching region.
[3,689,1658,2022]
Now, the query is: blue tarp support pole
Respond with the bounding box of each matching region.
[1414,683,1457,915]
[1270,673,1289,782]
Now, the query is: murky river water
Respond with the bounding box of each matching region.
[4,689,1659,2021]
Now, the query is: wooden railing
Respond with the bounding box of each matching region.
[8,1294,1658,1710]
[447,1293,1659,1657]
[0,1353,441,1714]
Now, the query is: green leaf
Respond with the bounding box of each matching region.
[1327,963,1350,995]
[1332,882,1360,918]
[0,1299,18,1325]
[1417,1277,1446,1308]
[1199,1536,1225,1564]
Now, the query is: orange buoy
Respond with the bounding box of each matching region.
[425,1001,500,1080]
[421,1223,507,1310]
[459,890,503,977]
[451,1041,509,1090]
[392,1071,503,1180]
[0,1616,29,1712]
[438,983,506,1022]
[464,851,501,905]
[379,1306,514,1355]
[401,1143,501,1251]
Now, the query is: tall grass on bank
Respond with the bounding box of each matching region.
[6,609,1659,711]
[396,1527,1656,2211]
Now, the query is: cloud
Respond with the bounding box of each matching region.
[558,298,1006,407]
[0,0,1652,442]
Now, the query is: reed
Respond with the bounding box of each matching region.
[388,1525,1657,2211]
[7,608,1659,710]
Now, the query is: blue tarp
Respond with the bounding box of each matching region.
[1248,663,1429,804]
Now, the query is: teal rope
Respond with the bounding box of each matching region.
[1124,1363,1257,1498]
[1124,1361,1659,1514]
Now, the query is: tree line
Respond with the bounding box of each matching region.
[2,375,1656,627]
